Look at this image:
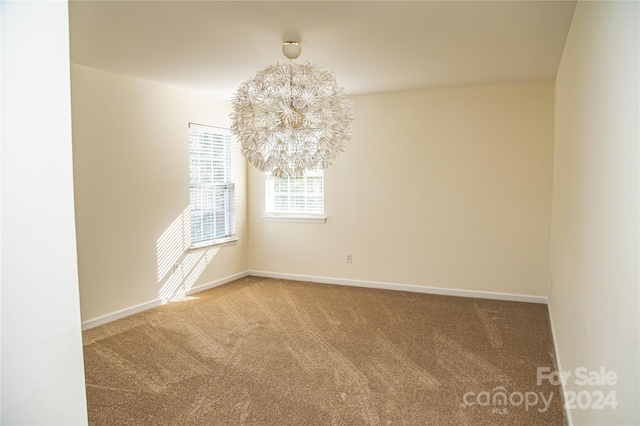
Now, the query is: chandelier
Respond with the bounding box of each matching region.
[231,42,353,177]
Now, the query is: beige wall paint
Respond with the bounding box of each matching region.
[71,64,248,321]
[550,1,639,424]
[249,81,555,296]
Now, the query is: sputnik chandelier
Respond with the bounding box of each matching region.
[231,41,353,177]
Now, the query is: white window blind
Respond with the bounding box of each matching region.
[189,123,235,247]
[265,170,324,215]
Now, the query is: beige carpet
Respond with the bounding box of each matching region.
[83,276,566,425]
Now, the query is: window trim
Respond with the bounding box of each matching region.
[264,169,326,223]
[188,123,237,248]
[190,237,239,251]
[261,214,326,224]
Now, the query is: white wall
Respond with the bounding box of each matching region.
[549,1,639,425]
[249,81,555,297]
[71,64,248,322]
[1,1,88,424]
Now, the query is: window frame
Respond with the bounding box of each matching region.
[263,170,326,223]
[188,123,238,249]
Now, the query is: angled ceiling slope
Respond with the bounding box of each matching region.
[69,1,576,99]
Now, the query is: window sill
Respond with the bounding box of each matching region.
[190,237,239,251]
[262,215,326,224]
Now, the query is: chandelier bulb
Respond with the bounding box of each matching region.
[282,41,302,60]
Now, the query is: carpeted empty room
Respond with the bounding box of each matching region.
[5,1,637,425]
[83,277,565,425]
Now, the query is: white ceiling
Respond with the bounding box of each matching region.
[69,1,576,100]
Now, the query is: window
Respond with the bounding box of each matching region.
[189,123,236,248]
[265,170,324,219]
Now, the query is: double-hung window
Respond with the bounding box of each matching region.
[189,123,236,248]
[265,170,325,220]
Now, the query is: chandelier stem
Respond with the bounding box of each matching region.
[289,62,293,108]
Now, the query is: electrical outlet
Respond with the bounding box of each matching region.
[346,253,352,263]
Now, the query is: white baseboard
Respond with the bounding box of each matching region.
[248,270,549,304]
[81,270,250,330]
[546,300,573,426]
[82,270,548,330]
[186,270,250,296]
[81,298,162,331]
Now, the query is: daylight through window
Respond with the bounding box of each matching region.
[265,170,324,216]
[189,123,236,247]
